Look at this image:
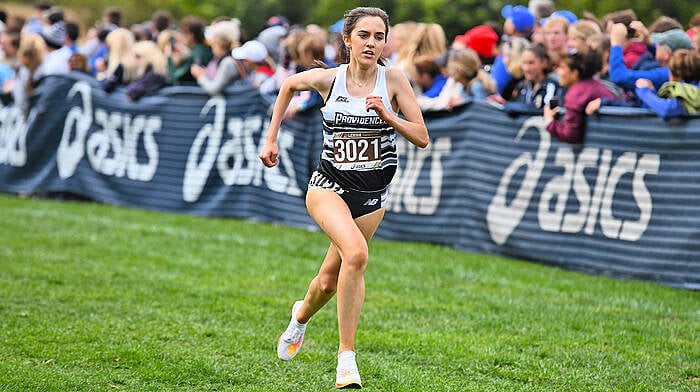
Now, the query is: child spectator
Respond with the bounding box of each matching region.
[635,49,700,120]
[543,49,617,143]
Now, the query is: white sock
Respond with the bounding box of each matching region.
[337,350,356,368]
[291,318,306,330]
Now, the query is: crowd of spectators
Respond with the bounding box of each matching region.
[1,1,699,144]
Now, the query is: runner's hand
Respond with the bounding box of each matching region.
[365,95,388,118]
[259,142,279,167]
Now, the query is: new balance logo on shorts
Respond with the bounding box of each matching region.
[335,96,349,103]
[363,198,379,206]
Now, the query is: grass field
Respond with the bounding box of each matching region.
[0,193,698,391]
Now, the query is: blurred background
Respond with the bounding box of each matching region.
[4,0,699,43]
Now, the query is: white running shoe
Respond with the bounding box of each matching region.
[335,351,362,389]
[277,301,306,360]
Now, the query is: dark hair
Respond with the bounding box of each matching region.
[414,55,441,78]
[337,7,389,64]
[669,49,700,83]
[34,1,53,11]
[649,16,683,33]
[151,10,172,33]
[525,42,549,61]
[603,9,637,27]
[690,12,700,28]
[65,21,79,42]
[524,42,552,73]
[562,48,602,80]
[180,16,207,44]
[104,7,123,27]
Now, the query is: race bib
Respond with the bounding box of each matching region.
[333,131,382,170]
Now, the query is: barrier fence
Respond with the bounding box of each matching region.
[1,74,698,289]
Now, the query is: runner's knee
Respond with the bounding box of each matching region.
[317,274,338,294]
[341,246,368,272]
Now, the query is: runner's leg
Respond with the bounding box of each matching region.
[304,187,384,353]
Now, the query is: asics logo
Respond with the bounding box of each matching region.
[335,96,349,103]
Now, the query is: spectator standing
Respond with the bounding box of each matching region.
[543,49,617,143]
[542,15,570,69]
[384,21,416,67]
[489,36,529,102]
[567,20,601,54]
[392,22,447,93]
[609,23,692,91]
[412,55,447,98]
[166,16,213,84]
[21,1,53,36]
[586,33,626,101]
[688,13,700,50]
[11,34,46,115]
[101,28,135,92]
[635,49,700,120]
[41,31,70,76]
[512,42,560,109]
[492,5,534,95]
[191,30,243,95]
[0,31,19,90]
[417,47,495,112]
[453,25,500,67]
[256,15,290,64]
[150,10,173,44]
[232,40,275,88]
[124,40,168,101]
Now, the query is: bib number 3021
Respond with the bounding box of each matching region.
[333,131,381,170]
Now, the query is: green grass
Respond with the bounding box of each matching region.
[0,193,698,391]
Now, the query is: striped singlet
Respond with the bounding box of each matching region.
[314,63,398,195]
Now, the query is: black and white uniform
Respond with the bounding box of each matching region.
[308,63,398,218]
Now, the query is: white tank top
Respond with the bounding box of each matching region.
[317,64,398,192]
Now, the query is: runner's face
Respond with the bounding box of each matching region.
[344,16,386,64]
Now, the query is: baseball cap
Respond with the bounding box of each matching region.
[501,5,535,33]
[651,29,693,51]
[455,25,499,58]
[232,40,268,63]
[330,19,344,34]
[40,20,66,48]
[541,10,578,26]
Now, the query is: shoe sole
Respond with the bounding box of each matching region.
[336,382,362,389]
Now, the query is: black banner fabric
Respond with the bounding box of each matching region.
[1,74,698,289]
